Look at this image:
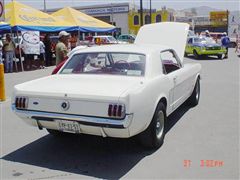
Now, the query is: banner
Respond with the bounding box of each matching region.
[22,31,40,55]
[0,0,4,21]
[210,11,228,26]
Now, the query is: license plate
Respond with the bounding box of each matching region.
[57,120,81,133]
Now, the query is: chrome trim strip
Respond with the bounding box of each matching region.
[12,105,133,128]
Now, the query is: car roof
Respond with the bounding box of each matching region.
[72,44,170,55]
[93,36,113,38]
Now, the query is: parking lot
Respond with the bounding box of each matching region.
[0,49,239,179]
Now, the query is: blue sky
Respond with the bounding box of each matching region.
[4,0,240,11]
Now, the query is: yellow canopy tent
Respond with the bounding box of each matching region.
[5,1,75,32]
[52,7,116,32]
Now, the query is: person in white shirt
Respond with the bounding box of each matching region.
[39,40,45,69]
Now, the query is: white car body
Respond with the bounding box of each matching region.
[12,23,201,143]
[67,45,88,57]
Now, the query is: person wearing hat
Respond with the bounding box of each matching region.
[205,30,211,38]
[55,31,70,66]
[221,32,230,58]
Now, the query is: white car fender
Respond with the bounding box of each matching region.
[140,93,168,134]
[123,77,170,137]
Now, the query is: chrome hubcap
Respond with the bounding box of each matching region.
[156,111,164,139]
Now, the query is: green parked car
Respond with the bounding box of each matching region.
[117,34,136,43]
[185,36,226,59]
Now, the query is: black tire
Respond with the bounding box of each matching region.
[187,77,200,106]
[193,50,199,59]
[47,129,68,137]
[217,54,223,59]
[138,102,166,149]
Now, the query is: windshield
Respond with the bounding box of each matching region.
[194,37,216,44]
[107,36,117,42]
[194,37,206,43]
[60,52,146,76]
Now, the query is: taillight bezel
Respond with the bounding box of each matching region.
[108,103,126,119]
[15,96,28,110]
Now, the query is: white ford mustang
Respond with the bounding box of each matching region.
[12,23,201,149]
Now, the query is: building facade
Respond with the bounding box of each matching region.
[48,3,172,35]
[79,3,129,34]
[128,10,173,35]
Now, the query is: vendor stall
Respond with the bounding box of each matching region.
[5,1,75,32]
[52,7,116,33]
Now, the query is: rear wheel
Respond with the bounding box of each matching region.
[138,102,166,149]
[187,77,200,106]
[47,129,68,137]
[217,54,223,59]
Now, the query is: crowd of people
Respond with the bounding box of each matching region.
[0,31,73,73]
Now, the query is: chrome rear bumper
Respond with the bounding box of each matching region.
[12,105,133,129]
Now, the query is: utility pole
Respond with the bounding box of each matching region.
[226,10,229,35]
[111,3,114,36]
[111,3,114,25]
[149,0,152,24]
[44,0,46,12]
[140,0,143,26]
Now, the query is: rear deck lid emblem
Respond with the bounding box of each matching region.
[61,101,70,111]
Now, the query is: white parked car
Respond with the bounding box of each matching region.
[12,23,201,149]
[92,35,118,44]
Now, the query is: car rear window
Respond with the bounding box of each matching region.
[60,52,146,76]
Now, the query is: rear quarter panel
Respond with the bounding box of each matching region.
[120,75,172,137]
[183,63,201,97]
[120,62,201,137]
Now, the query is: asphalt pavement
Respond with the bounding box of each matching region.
[0,49,239,179]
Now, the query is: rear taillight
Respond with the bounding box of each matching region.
[108,104,125,119]
[15,96,28,109]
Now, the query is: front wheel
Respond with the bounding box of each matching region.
[138,102,166,149]
[187,77,200,106]
[193,50,199,59]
